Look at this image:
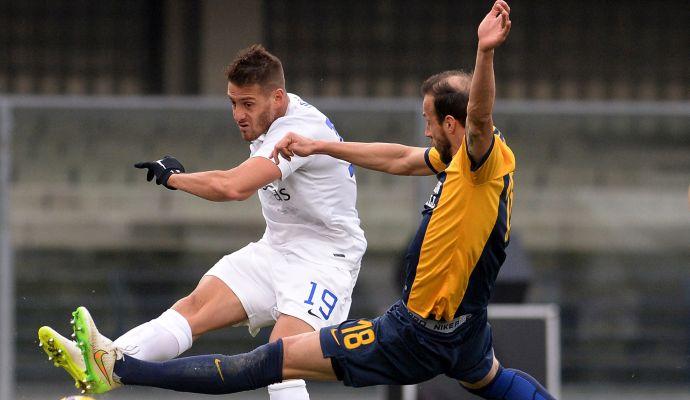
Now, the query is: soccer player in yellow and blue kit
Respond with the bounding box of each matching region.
[48,2,555,399]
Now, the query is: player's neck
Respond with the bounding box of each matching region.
[451,134,463,156]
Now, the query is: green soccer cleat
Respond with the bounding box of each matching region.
[38,326,89,391]
[71,306,122,394]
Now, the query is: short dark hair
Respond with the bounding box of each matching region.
[225,44,285,91]
[420,70,472,127]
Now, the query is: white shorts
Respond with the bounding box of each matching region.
[205,241,359,335]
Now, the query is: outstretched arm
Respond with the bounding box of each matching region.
[465,0,511,164]
[271,133,434,176]
[167,157,281,201]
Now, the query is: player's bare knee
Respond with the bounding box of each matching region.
[171,293,209,334]
[459,356,500,390]
[172,293,202,316]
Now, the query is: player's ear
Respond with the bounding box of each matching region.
[272,88,285,102]
[443,115,456,135]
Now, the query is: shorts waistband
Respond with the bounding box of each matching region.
[403,304,472,333]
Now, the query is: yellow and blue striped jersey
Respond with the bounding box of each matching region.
[402,128,515,321]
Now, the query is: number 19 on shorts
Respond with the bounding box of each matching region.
[304,281,338,320]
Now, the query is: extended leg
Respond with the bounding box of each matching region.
[90,304,432,394]
[113,330,335,395]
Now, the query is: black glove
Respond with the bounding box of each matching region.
[134,155,185,190]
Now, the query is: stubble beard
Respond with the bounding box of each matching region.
[254,107,273,138]
[434,138,453,165]
[242,107,274,142]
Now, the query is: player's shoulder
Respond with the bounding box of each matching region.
[471,126,512,155]
[286,93,326,119]
[287,93,316,108]
[268,94,334,140]
[455,125,515,181]
[272,94,324,125]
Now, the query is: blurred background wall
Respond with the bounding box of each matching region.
[1,0,687,99]
[1,0,689,398]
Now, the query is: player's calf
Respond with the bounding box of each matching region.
[113,340,284,394]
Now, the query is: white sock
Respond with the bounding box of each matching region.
[113,309,193,361]
[268,379,310,400]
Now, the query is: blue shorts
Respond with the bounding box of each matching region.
[319,301,494,387]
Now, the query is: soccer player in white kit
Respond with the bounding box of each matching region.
[38,44,366,400]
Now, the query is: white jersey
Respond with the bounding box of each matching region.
[249,93,367,270]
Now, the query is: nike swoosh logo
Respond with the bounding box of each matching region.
[330,328,340,345]
[214,358,225,382]
[307,309,321,319]
[93,349,111,385]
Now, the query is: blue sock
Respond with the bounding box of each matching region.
[467,366,556,400]
[114,339,284,394]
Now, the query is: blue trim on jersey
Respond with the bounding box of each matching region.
[402,172,446,303]
[423,148,440,175]
[496,128,506,143]
[325,118,336,131]
[457,173,510,317]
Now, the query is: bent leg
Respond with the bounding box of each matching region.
[452,320,556,400]
[121,240,280,357]
[172,275,248,338]
[461,357,556,400]
[113,275,247,361]
[113,308,193,361]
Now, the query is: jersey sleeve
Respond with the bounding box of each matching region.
[424,147,450,174]
[460,127,516,185]
[251,118,313,180]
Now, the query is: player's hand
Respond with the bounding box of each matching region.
[270,132,318,164]
[134,155,185,190]
[478,0,511,52]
